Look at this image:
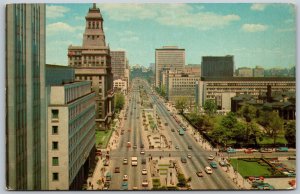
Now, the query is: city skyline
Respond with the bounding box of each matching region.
[46,3,296,68]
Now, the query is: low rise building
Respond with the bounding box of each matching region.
[196,77,296,109]
[237,67,253,77]
[113,79,127,94]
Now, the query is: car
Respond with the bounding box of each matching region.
[219,160,228,167]
[196,171,204,177]
[123,175,128,181]
[121,182,128,190]
[132,186,138,190]
[140,144,144,149]
[207,155,215,160]
[227,147,236,153]
[210,161,218,168]
[175,146,179,149]
[276,147,288,152]
[142,169,147,175]
[171,128,175,132]
[123,158,128,164]
[104,159,109,166]
[244,148,255,154]
[188,145,192,150]
[114,167,120,173]
[187,154,192,159]
[205,166,213,174]
[140,150,145,155]
[141,158,146,164]
[133,145,137,149]
[142,179,149,187]
[259,148,273,153]
[181,157,187,163]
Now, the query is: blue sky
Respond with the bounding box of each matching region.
[46,3,296,68]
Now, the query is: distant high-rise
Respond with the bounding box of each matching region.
[201,55,234,77]
[68,3,114,129]
[237,67,253,77]
[155,46,185,87]
[253,66,264,77]
[6,4,46,190]
[111,50,127,80]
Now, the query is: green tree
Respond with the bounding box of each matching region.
[268,112,284,146]
[175,97,188,114]
[204,99,217,116]
[284,121,296,146]
[238,105,257,141]
[114,92,125,112]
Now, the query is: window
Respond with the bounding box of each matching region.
[52,157,59,166]
[52,173,59,181]
[51,109,59,119]
[52,142,59,150]
[52,126,58,134]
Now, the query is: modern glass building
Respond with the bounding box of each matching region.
[6,4,46,190]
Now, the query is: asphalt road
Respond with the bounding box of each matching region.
[104,79,295,190]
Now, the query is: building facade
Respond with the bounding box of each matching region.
[68,4,114,129]
[111,50,127,80]
[113,79,127,94]
[196,77,296,108]
[237,67,253,77]
[47,80,96,190]
[201,55,234,77]
[165,70,200,106]
[6,4,46,190]
[155,46,185,87]
[253,66,265,77]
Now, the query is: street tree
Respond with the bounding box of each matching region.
[203,99,217,116]
[238,105,257,141]
[175,97,188,114]
[284,121,296,146]
[114,92,125,113]
[268,112,284,146]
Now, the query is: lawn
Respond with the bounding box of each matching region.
[257,135,288,145]
[230,158,272,177]
[95,129,114,148]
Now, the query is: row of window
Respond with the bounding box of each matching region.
[65,84,90,104]
[69,96,94,121]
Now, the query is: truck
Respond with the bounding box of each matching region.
[179,128,185,135]
[131,157,138,166]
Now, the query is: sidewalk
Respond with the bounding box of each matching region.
[87,158,106,190]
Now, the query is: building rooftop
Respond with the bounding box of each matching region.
[201,76,296,81]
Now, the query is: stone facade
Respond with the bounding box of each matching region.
[68,4,114,129]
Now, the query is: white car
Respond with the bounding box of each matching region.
[142,179,149,187]
[142,169,147,175]
[205,166,213,174]
[123,158,128,164]
[187,154,192,159]
[123,175,128,181]
[208,155,215,160]
[140,150,145,155]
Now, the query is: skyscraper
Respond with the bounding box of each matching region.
[155,46,185,87]
[201,55,234,77]
[6,4,46,190]
[68,3,114,129]
[111,50,127,80]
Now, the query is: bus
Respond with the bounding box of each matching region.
[179,128,184,135]
[131,157,138,166]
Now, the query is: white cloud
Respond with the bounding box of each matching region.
[47,22,76,35]
[250,4,268,11]
[98,3,240,31]
[242,24,268,32]
[47,5,70,18]
[117,30,140,42]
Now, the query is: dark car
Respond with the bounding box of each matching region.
[114,167,120,173]
[188,145,192,150]
[181,157,187,163]
[140,144,144,149]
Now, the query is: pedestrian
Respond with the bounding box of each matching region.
[91,184,94,190]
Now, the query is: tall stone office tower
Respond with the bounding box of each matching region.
[68,4,114,129]
[6,4,46,190]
